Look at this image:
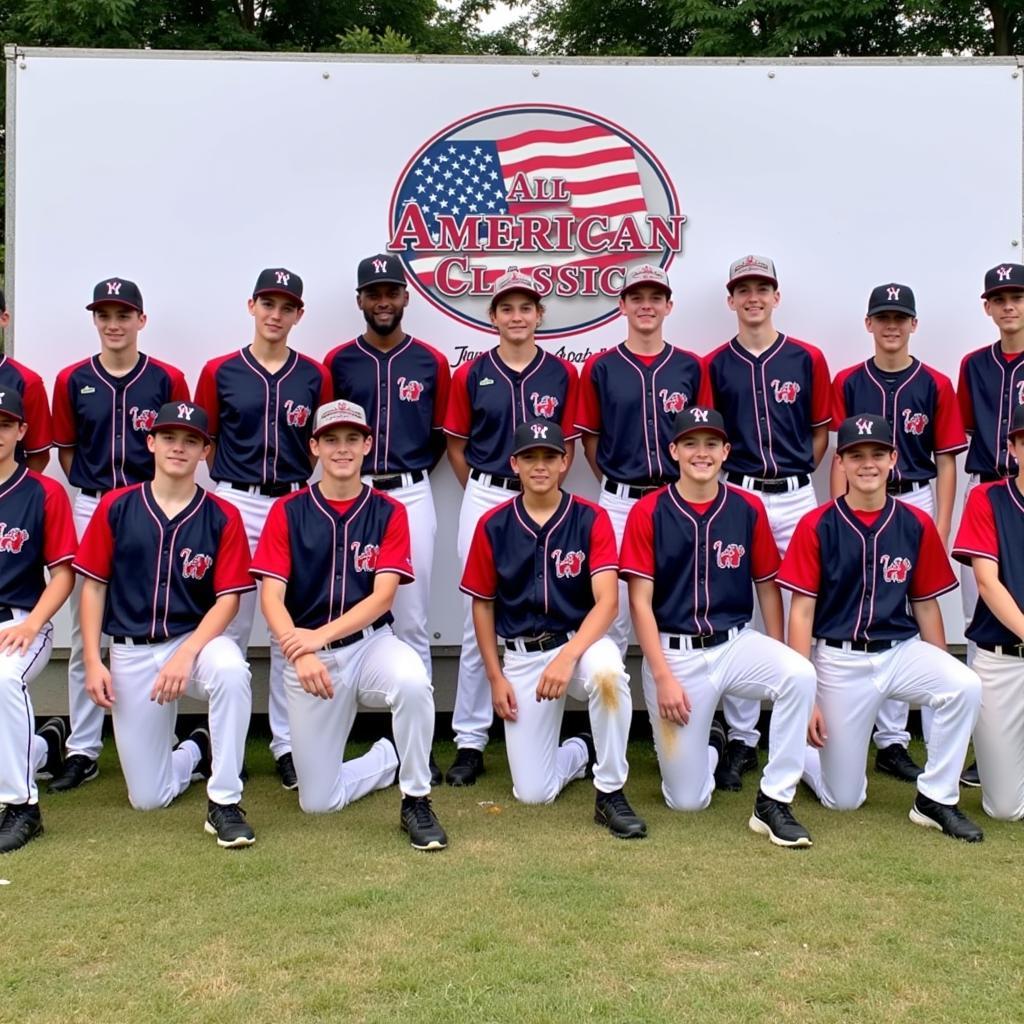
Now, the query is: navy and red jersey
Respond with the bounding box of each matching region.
[575,342,708,485]
[777,496,957,643]
[53,354,189,492]
[953,479,1024,645]
[704,335,831,478]
[195,348,332,486]
[619,484,779,635]
[323,335,450,474]
[957,343,1024,477]
[445,348,578,479]
[73,483,253,640]
[0,467,76,611]
[832,358,966,482]
[460,491,618,638]
[0,355,53,461]
[250,483,413,630]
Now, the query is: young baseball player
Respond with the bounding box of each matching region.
[48,278,190,794]
[778,413,984,842]
[831,283,967,783]
[324,253,450,783]
[704,255,832,792]
[74,401,257,848]
[252,399,447,851]
[444,269,578,787]
[575,263,708,659]
[195,268,331,791]
[0,390,77,853]
[952,402,1024,820]
[620,406,817,848]
[460,419,645,837]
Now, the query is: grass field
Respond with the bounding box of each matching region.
[2,735,1022,1024]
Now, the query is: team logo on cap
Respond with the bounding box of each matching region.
[177,404,194,421]
[856,417,874,435]
[530,422,550,439]
[714,540,745,570]
[691,409,709,423]
[180,548,213,580]
[771,380,800,404]
[106,280,122,295]
[552,548,585,578]
[351,542,380,573]
[389,104,684,339]
[880,554,912,583]
[659,389,688,413]
[373,258,389,274]
[275,271,290,286]
[887,286,901,301]
[0,524,29,554]
[530,393,559,418]
[902,410,929,435]
[130,407,158,432]
[284,400,310,427]
[998,266,1014,281]
[398,377,424,402]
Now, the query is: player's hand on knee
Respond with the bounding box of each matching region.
[536,649,574,701]
[0,622,38,656]
[491,676,518,721]
[807,704,828,748]
[280,627,325,661]
[656,675,691,726]
[296,653,334,699]
[85,665,115,709]
[151,648,195,705]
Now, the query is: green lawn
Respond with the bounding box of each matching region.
[2,738,1021,1024]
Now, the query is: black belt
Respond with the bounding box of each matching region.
[80,488,105,499]
[979,473,1010,484]
[111,635,170,645]
[505,632,570,653]
[370,469,427,491]
[324,615,391,650]
[0,607,14,624]
[824,638,898,653]
[977,641,1024,658]
[225,481,302,498]
[667,631,732,651]
[469,469,521,491]
[725,472,810,493]
[603,479,666,500]
[887,479,928,495]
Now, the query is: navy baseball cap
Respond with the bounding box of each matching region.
[867,283,916,317]
[253,268,304,307]
[671,407,729,443]
[87,277,144,313]
[150,401,211,443]
[981,263,1024,299]
[836,414,895,454]
[357,254,407,290]
[512,419,566,456]
[0,389,25,423]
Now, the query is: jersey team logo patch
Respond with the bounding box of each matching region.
[551,548,585,578]
[351,542,380,572]
[713,540,745,569]
[659,388,688,413]
[180,548,213,580]
[130,406,158,431]
[880,554,912,583]
[902,410,929,435]
[531,393,559,417]
[771,379,800,404]
[0,524,29,553]
[398,377,425,402]
[284,400,311,428]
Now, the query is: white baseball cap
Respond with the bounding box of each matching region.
[490,269,542,306]
[620,263,672,297]
[312,399,371,438]
[727,254,778,291]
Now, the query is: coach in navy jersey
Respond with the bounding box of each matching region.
[461,419,645,837]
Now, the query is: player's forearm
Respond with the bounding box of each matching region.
[319,577,401,644]
[24,564,75,633]
[177,593,241,657]
[260,580,297,641]
[755,580,784,641]
[811,425,829,469]
[911,598,947,648]
[471,599,505,685]
[786,594,815,660]
[975,566,1024,640]
[79,579,107,665]
[581,434,602,481]
[829,453,846,500]
[627,582,671,681]
[935,454,957,543]
[446,436,470,488]
[58,446,75,480]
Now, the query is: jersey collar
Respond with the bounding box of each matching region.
[355,334,412,361]
[310,481,372,524]
[239,345,298,380]
[834,494,897,537]
[511,490,572,538]
[0,463,29,501]
[617,341,672,374]
[728,333,786,364]
[140,481,206,527]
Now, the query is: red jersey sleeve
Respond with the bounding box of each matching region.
[460,515,498,598]
[51,365,78,447]
[618,496,656,580]
[212,499,256,596]
[574,354,601,433]
[749,495,781,581]
[830,366,853,430]
[909,509,958,600]
[249,497,292,582]
[20,371,53,455]
[72,492,118,581]
[957,354,975,433]
[558,358,580,441]
[809,345,832,428]
[952,484,999,565]
[377,500,414,583]
[431,347,452,430]
[443,362,472,437]
[169,368,191,404]
[40,476,77,566]
[589,506,619,574]
[775,512,822,596]
[931,371,968,455]
[317,362,333,407]
[194,363,220,438]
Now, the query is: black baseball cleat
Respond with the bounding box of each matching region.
[400,795,448,851]
[46,753,98,793]
[205,800,256,849]
[709,719,727,768]
[715,739,758,792]
[594,788,648,839]
[429,749,443,787]
[182,728,212,782]
[875,743,924,783]
[960,760,981,788]
[275,752,299,791]
[749,790,813,848]
[36,717,68,780]
[0,802,43,854]
[445,747,485,787]
[909,793,984,842]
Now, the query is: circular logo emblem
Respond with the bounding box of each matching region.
[388,104,684,338]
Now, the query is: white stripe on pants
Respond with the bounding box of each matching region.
[971,647,1024,820]
[502,636,631,803]
[802,637,981,810]
[643,629,815,810]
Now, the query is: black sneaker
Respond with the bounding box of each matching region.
[36,717,68,780]
[275,752,299,791]
[46,753,98,793]
[749,789,813,848]
[909,792,984,842]
[181,728,212,782]
[594,788,648,839]
[205,800,256,849]
[445,748,485,787]
[715,739,758,792]
[400,795,448,851]
[709,719,727,766]
[0,802,43,854]
[960,761,981,788]
[875,743,923,783]
[429,748,443,787]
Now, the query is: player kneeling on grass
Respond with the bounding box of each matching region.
[0,391,77,853]
[74,402,257,849]
[620,407,817,848]
[460,419,646,838]
[777,413,984,842]
[251,399,447,852]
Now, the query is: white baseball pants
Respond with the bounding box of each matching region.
[109,634,251,810]
[960,475,981,668]
[970,647,1024,820]
[597,484,639,657]
[802,637,981,810]
[642,628,816,811]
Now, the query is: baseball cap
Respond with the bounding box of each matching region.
[0,390,25,423]
[836,414,896,454]
[253,268,304,307]
[727,255,778,292]
[312,399,371,439]
[867,282,916,317]
[511,419,566,456]
[671,407,729,443]
[620,263,672,297]
[150,401,211,443]
[981,263,1024,299]
[357,253,407,290]
[490,269,542,306]
[1010,404,1024,438]
[86,277,144,313]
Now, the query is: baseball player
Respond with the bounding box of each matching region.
[575,263,709,660]
[831,283,967,782]
[324,254,450,783]
[704,255,832,792]
[460,418,645,837]
[195,268,331,791]
[74,401,257,848]
[620,406,817,848]
[778,413,984,842]
[251,399,447,851]
[444,269,579,787]
[48,278,190,794]
[952,402,1024,820]
[0,390,77,853]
